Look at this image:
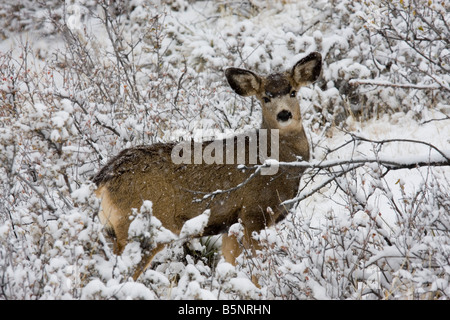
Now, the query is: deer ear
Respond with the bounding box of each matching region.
[291,52,322,87]
[225,68,261,97]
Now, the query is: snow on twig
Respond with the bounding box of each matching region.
[349,79,444,90]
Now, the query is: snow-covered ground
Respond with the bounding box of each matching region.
[0,0,449,299]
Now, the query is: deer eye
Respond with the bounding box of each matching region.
[290,90,297,98]
[263,97,271,103]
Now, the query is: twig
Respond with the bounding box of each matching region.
[282,163,365,206]
[420,116,450,125]
[349,79,441,90]
[15,173,56,213]
[173,60,188,107]
[347,134,450,162]
[189,165,262,202]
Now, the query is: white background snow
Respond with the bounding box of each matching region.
[0,0,449,299]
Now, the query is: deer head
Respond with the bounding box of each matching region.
[225,52,322,135]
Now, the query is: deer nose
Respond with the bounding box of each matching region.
[277,110,293,122]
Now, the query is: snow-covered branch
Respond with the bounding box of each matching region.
[349,79,443,90]
[280,151,449,206]
[193,138,449,206]
[278,152,450,172]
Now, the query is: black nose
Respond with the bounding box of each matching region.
[277,110,292,122]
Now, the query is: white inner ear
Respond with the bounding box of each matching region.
[242,74,260,93]
[293,60,317,84]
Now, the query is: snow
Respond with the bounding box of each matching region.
[71,184,92,204]
[229,277,259,298]
[0,0,449,300]
[179,210,211,239]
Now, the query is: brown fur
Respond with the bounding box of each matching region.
[94,52,322,281]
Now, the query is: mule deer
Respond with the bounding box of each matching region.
[94,52,322,281]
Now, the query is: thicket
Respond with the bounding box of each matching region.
[0,0,448,299]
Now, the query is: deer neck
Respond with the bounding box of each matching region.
[260,121,310,163]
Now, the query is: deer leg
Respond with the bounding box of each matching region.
[221,233,241,265]
[112,224,129,255]
[132,243,166,281]
[222,227,261,287]
[97,186,130,255]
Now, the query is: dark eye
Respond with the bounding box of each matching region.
[263,97,271,103]
[290,90,297,97]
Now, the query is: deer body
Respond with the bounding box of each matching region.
[94,52,322,281]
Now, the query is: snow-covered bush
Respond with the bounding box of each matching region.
[356,0,450,119]
[253,139,450,299]
[0,0,449,299]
